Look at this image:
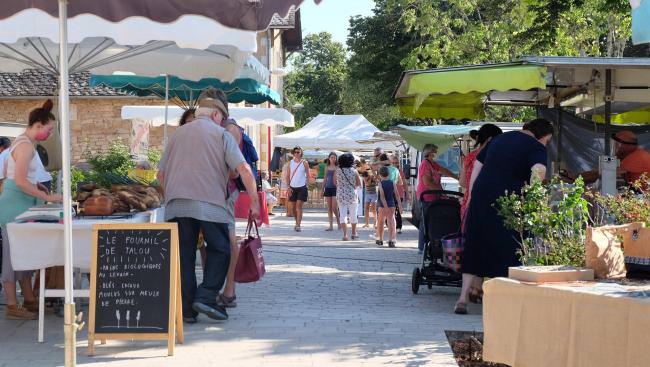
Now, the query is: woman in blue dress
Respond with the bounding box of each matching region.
[454,119,554,314]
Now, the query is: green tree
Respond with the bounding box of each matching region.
[388,0,532,69]
[386,0,637,122]
[284,32,347,127]
[343,0,416,129]
[389,0,635,68]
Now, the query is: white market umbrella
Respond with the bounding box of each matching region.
[121,105,295,127]
[0,8,261,148]
[0,3,270,366]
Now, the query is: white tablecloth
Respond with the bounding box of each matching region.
[7,209,163,271]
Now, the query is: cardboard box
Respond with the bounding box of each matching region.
[508,266,594,283]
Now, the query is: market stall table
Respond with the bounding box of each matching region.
[483,277,650,367]
[234,191,269,226]
[7,209,161,342]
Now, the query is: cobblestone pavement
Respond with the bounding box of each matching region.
[0,210,483,366]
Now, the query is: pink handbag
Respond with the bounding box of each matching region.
[234,217,266,283]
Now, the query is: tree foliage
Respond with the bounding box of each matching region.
[284,32,347,127]
[285,1,642,128]
[389,0,636,70]
[343,0,417,129]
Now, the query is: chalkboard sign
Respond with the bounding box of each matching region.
[88,223,183,356]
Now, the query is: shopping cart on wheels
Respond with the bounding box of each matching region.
[412,190,463,294]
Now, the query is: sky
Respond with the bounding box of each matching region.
[299,0,376,47]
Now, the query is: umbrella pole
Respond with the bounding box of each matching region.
[58,1,79,366]
[164,74,169,147]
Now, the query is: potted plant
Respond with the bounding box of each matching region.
[586,177,650,279]
[496,176,594,282]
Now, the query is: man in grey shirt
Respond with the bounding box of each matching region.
[157,89,259,323]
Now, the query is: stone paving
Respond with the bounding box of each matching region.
[0,210,483,366]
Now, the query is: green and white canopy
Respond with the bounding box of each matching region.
[91,74,281,107]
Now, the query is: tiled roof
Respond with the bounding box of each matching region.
[0,69,130,98]
[269,8,296,28]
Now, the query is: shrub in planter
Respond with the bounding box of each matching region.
[496,176,589,268]
[585,177,650,279]
[587,176,650,226]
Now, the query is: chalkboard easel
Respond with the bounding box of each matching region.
[88,223,184,356]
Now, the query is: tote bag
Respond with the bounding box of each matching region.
[441,232,464,273]
[234,216,266,283]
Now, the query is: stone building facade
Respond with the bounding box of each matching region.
[0,96,171,163]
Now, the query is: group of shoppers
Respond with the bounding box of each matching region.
[295,147,408,246]
[454,119,554,315]
[158,88,259,324]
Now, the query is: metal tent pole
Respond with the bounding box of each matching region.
[604,69,612,154]
[58,1,78,366]
[556,105,563,173]
[599,68,617,195]
[164,74,169,147]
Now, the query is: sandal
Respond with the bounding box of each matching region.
[217,293,237,308]
[325,227,333,232]
[454,302,468,315]
[342,237,349,241]
[351,234,358,240]
[375,240,384,246]
[468,288,483,304]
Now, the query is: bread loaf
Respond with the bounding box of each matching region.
[80,183,98,192]
[116,190,147,211]
[112,198,130,213]
[91,188,111,197]
[83,195,114,216]
[76,191,91,202]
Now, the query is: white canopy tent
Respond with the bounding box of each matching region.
[121,105,294,127]
[274,114,397,151]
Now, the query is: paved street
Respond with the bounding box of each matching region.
[0,210,483,366]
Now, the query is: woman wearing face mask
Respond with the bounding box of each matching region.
[416,144,457,254]
[0,100,63,320]
[455,118,553,315]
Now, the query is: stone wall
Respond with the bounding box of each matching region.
[0,97,171,163]
[0,98,282,171]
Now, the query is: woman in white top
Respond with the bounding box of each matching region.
[334,153,361,241]
[0,100,62,320]
[284,146,310,232]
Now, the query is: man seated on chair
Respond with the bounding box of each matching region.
[261,171,278,215]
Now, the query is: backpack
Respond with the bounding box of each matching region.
[226,119,260,191]
[239,127,259,179]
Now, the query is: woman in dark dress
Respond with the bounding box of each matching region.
[454,119,554,314]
